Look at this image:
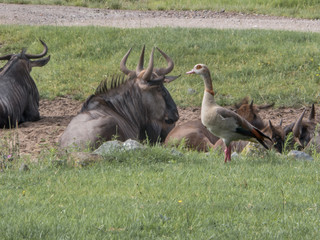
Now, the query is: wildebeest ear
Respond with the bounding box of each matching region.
[30,55,50,67]
[164,75,181,83]
[0,54,13,61]
[147,76,165,86]
[292,108,306,138]
[309,103,315,121]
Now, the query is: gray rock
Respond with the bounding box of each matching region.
[94,139,145,155]
[94,140,124,155]
[170,149,184,157]
[288,150,314,161]
[231,152,240,159]
[123,139,145,151]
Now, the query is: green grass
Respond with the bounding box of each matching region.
[0,0,320,19]
[1,147,320,239]
[1,25,320,107]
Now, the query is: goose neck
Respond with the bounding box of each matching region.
[201,71,214,96]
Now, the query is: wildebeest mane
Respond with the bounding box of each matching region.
[94,74,129,96]
[81,75,148,130]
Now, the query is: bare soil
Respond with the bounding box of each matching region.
[2,97,317,159]
[0,3,319,158]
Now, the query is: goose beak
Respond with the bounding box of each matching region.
[186,69,195,74]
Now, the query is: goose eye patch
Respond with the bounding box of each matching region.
[196,65,202,69]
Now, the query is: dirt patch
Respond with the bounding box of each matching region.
[0,97,317,159]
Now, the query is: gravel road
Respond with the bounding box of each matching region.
[0,3,320,32]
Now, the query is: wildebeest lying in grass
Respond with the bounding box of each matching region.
[284,104,317,150]
[0,40,50,128]
[164,119,220,151]
[60,46,180,150]
[235,97,274,130]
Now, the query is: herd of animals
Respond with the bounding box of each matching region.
[0,40,319,162]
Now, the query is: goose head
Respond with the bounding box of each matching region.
[186,64,209,75]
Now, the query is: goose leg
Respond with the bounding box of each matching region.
[224,145,232,162]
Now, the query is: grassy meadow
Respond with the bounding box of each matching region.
[1,25,320,107]
[1,18,320,240]
[1,147,320,239]
[0,0,320,19]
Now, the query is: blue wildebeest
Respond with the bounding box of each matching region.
[284,104,317,150]
[60,46,180,150]
[0,40,50,128]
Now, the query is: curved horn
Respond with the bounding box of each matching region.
[0,54,13,60]
[136,45,145,74]
[142,47,155,81]
[154,47,174,76]
[309,103,315,121]
[292,108,306,138]
[120,48,135,76]
[25,40,48,59]
[250,100,254,109]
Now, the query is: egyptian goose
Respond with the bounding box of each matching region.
[186,64,272,162]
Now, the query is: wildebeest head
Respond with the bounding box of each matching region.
[262,120,285,153]
[291,105,316,148]
[0,40,50,128]
[119,46,180,140]
[0,40,50,73]
[283,104,317,150]
[235,97,274,130]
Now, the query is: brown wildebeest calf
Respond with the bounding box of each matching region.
[284,104,318,150]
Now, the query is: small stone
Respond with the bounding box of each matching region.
[170,149,184,157]
[94,140,124,155]
[241,142,266,156]
[231,152,240,159]
[288,150,313,161]
[123,139,145,151]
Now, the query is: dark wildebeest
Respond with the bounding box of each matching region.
[60,46,180,150]
[0,40,50,128]
[284,104,317,150]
